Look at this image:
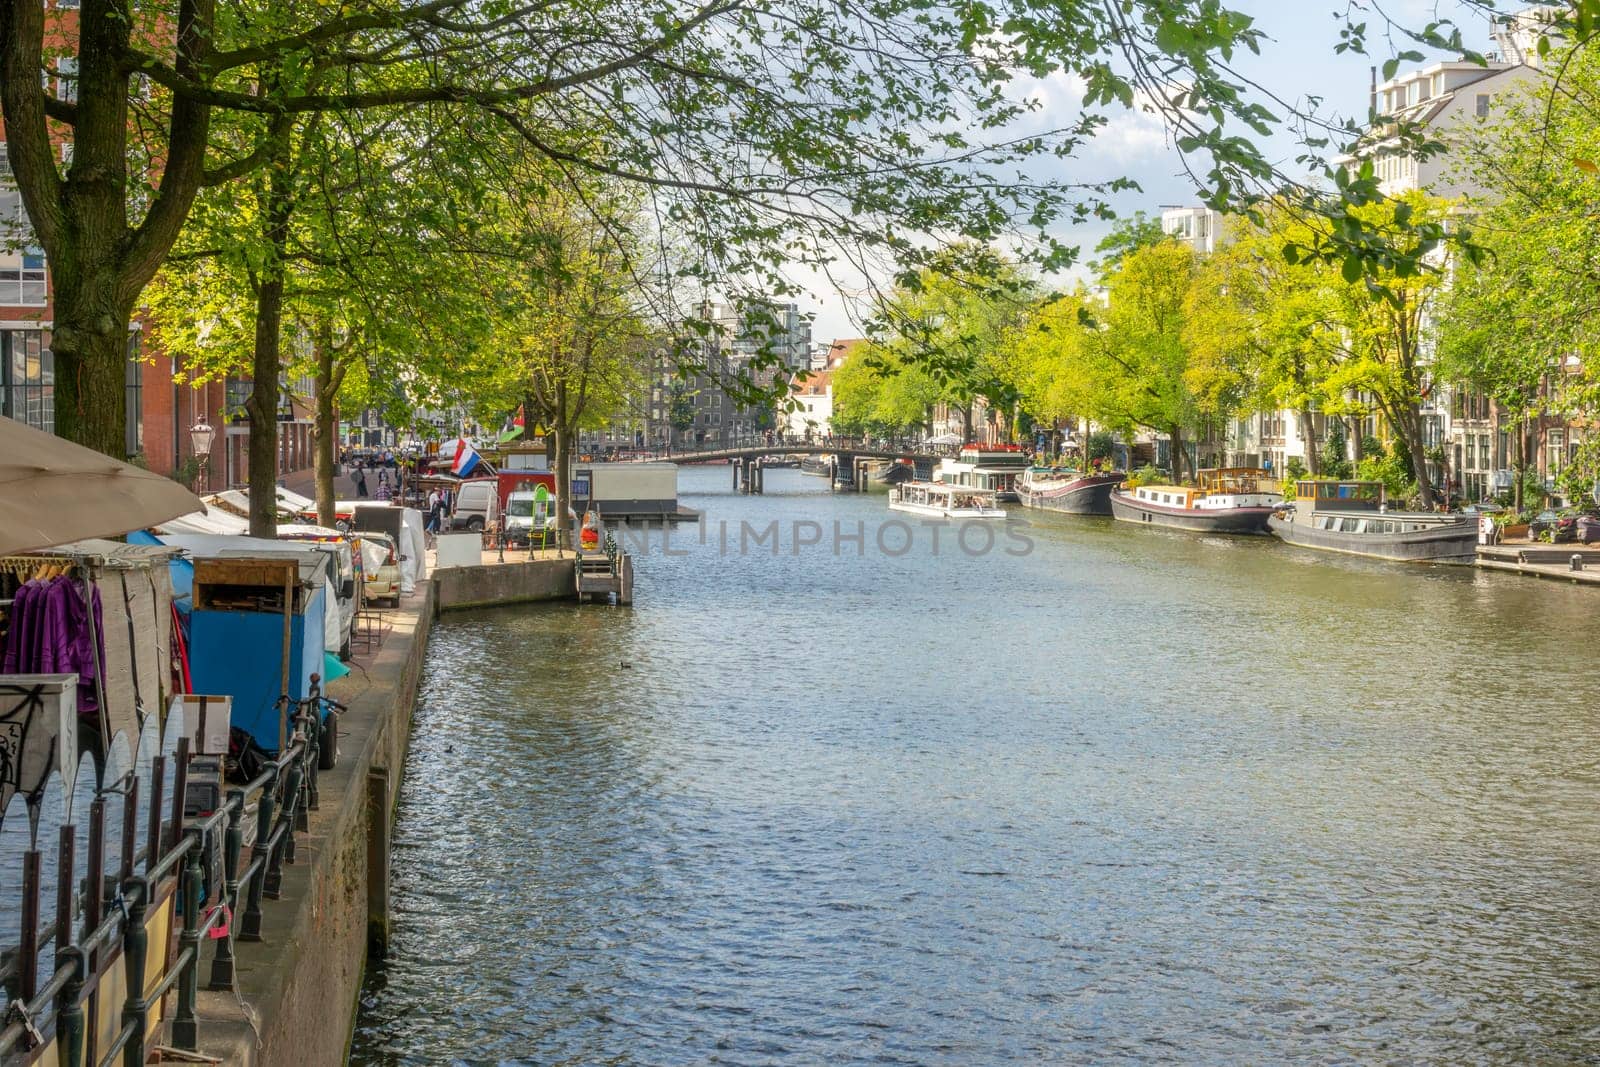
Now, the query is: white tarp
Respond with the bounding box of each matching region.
[153,535,337,653]
[153,507,248,536]
[319,574,340,653]
[275,486,314,513]
[400,508,427,594]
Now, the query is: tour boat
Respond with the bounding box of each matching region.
[1109,468,1281,534]
[1267,480,1479,563]
[888,481,1006,519]
[933,444,1031,502]
[1014,467,1124,516]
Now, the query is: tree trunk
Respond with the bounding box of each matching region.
[959,403,973,442]
[312,324,338,528]
[1513,418,1529,512]
[1396,404,1435,509]
[246,156,294,538]
[51,276,135,456]
[1349,417,1364,462]
[1300,410,1319,476]
[1169,423,1185,482]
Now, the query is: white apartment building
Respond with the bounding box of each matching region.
[1160,206,1226,254]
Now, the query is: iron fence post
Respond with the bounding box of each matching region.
[239,770,276,942]
[57,946,86,1067]
[209,788,245,986]
[119,880,148,1067]
[172,831,203,1050]
[266,757,303,898]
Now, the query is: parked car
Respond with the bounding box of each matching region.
[358,532,403,607]
[450,478,500,532]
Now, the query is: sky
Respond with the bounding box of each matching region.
[797,0,1503,345]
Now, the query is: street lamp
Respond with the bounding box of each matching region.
[190,420,215,493]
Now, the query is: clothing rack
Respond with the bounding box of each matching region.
[0,552,108,747]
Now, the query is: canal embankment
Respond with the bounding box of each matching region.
[1477,543,1600,585]
[188,552,587,1066]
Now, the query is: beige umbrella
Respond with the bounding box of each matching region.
[0,415,203,555]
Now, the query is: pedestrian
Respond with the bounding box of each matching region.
[355,466,368,498]
[426,488,443,534]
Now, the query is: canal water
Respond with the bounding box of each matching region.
[351,466,1600,1064]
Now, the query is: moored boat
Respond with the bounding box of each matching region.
[934,444,1030,502]
[1267,480,1478,563]
[888,481,1006,519]
[1109,468,1281,534]
[799,455,832,477]
[1015,467,1123,516]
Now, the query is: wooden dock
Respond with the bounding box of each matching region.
[1477,544,1600,586]
[575,548,634,604]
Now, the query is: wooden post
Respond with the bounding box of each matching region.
[366,768,391,960]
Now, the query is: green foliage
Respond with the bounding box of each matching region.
[1320,423,1352,480]
[1091,212,1168,274]
[1355,448,1415,502]
[1125,464,1168,489]
[1086,431,1115,463]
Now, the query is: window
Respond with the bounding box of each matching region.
[55,57,77,104]
[2,330,53,433]
[0,257,46,306]
[1407,81,1420,105]
[125,332,142,457]
[1476,94,1491,118]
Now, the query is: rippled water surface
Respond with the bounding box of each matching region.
[352,466,1600,1064]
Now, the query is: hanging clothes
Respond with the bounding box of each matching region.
[0,574,104,721]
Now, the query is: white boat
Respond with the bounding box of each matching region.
[933,444,1031,501]
[888,481,1006,519]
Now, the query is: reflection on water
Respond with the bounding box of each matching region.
[352,466,1600,1064]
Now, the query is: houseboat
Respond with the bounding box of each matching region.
[888,481,1006,519]
[1109,468,1281,534]
[1267,480,1478,563]
[934,444,1031,501]
[800,455,832,477]
[1014,467,1124,516]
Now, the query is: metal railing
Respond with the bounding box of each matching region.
[0,684,332,1065]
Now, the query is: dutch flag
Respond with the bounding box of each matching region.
[450,437,482,477]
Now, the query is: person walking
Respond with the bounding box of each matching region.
[355,465,369,498]
[426,488,443,535]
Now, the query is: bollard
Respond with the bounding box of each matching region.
[1571,554,1584,572]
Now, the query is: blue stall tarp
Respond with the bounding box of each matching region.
[190,585,326,753]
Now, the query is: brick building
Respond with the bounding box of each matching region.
[0,0,315,492]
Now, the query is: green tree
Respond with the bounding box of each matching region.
[2,0,1534,456]
[1071,240,1201,480]
[1183,205,1350,475]
[1434,39,1600,510]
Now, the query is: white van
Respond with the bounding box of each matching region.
[450,479,500,532]
[504,490,558,547]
